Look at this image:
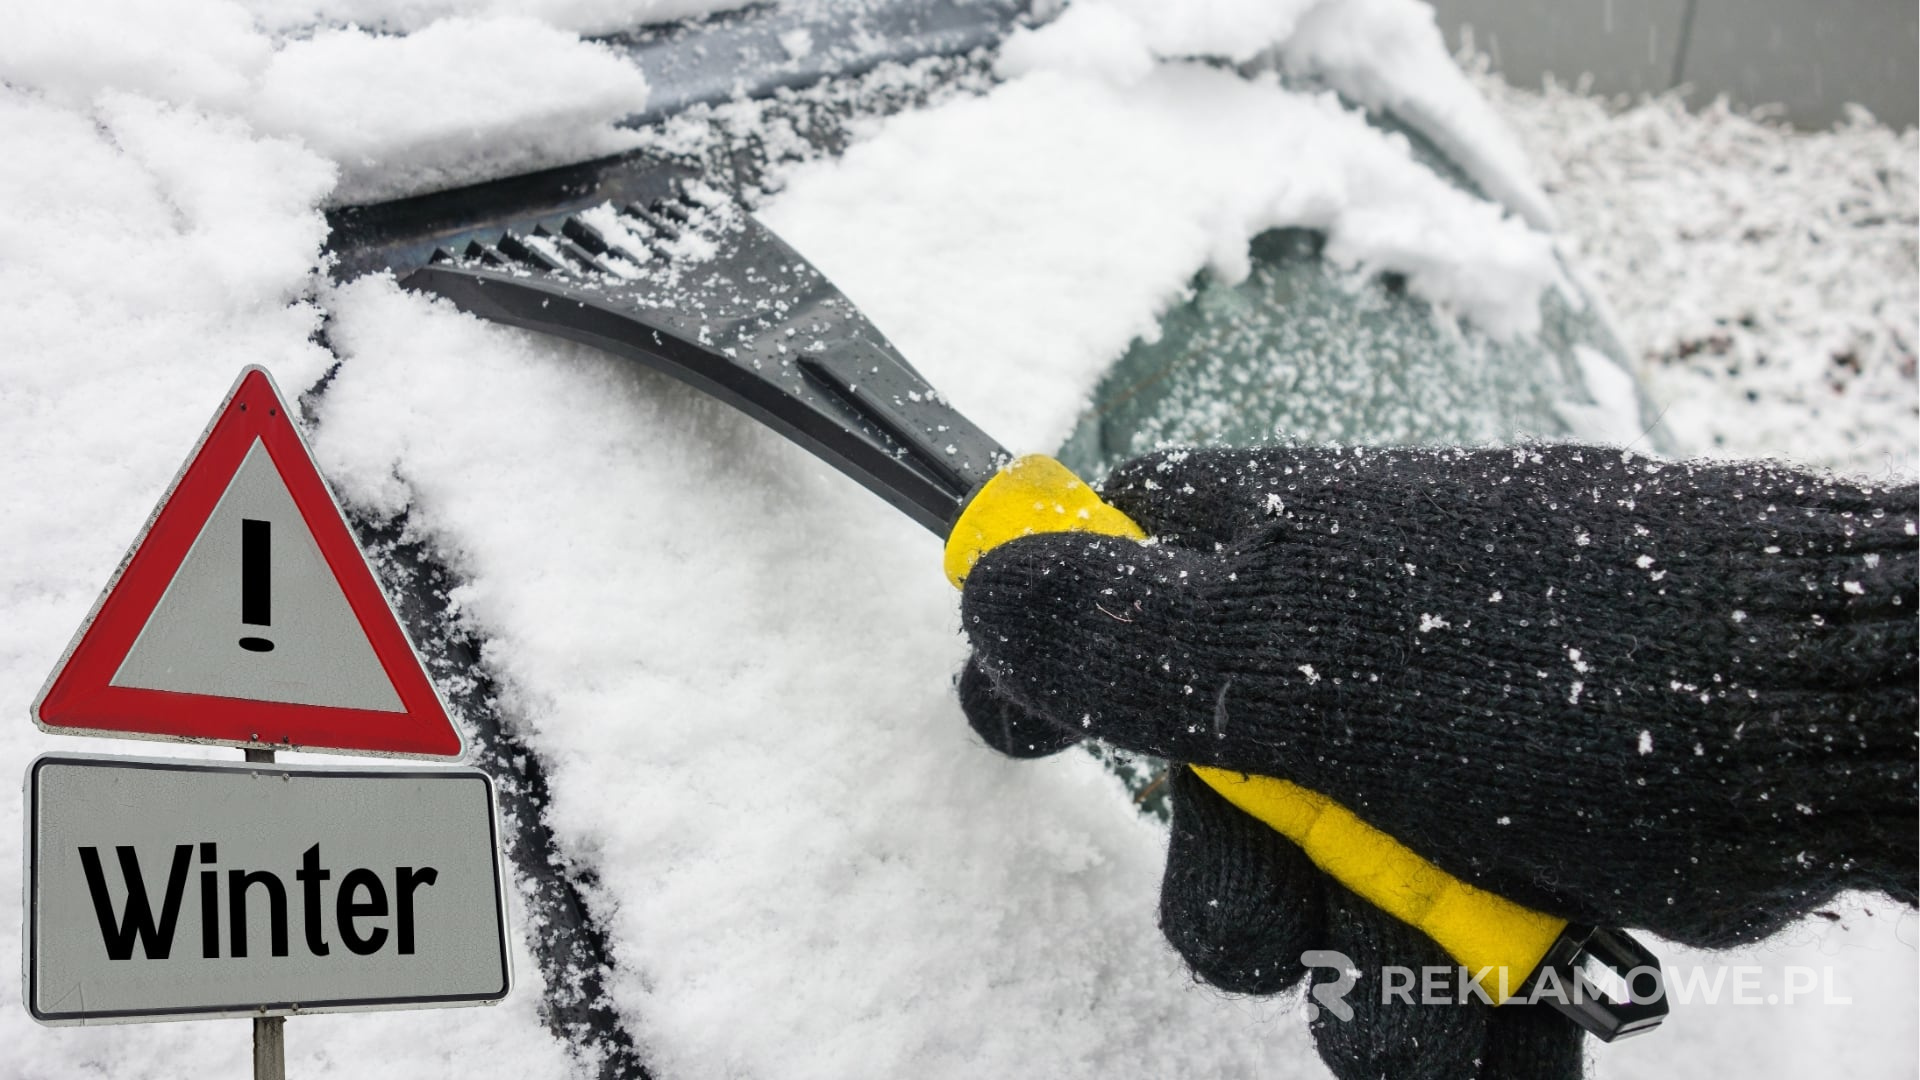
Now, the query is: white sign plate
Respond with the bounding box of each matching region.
[25,754,511,1025]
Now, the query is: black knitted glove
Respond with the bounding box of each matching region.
[957,444,1918,1080]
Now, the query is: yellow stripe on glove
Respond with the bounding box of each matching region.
[946,454,1565,1003]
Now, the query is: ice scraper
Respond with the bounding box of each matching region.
[331,164,1665,1042]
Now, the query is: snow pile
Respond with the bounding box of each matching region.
[247,18,650,203]
[1596,901,1919,1080]
[0,1,272,112]
[0,90,576,1077]
[1475,60,1919,478]
[0,0,665,205]
[1004,0,1556,229]
[1275,0,1557,230]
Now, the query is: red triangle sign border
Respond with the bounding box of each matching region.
[33,366,464,759]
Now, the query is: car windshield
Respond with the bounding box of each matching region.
[1062,228,1636,471]
[1060,107,1659,477]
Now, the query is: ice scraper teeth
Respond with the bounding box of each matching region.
[406,179,1017,536]
[435,188,723,282]
[382,168,1666,1045]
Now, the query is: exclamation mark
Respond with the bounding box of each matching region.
[239,518,274,653]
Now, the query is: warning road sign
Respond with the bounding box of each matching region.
[26,754,510,1024]
[33,367,462,757]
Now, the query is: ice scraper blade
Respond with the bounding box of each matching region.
[392,181,1015,538]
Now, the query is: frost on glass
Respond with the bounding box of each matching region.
[1059,230,1641,472]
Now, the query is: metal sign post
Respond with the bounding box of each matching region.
[246,746,285,1080]
[255,1014,286,1080]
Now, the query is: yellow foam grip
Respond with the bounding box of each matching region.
[945,455,1566,1002]
[943,454,1147,588]
[1189,768,1565,1003]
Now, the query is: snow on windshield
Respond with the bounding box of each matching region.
[757,55,1558,450]
[2,0,677,204]
[1000,0,1557,230]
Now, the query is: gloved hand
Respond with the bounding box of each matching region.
[957,444,1918,1080]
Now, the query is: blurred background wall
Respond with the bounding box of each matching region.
[1429,0,1917,129]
